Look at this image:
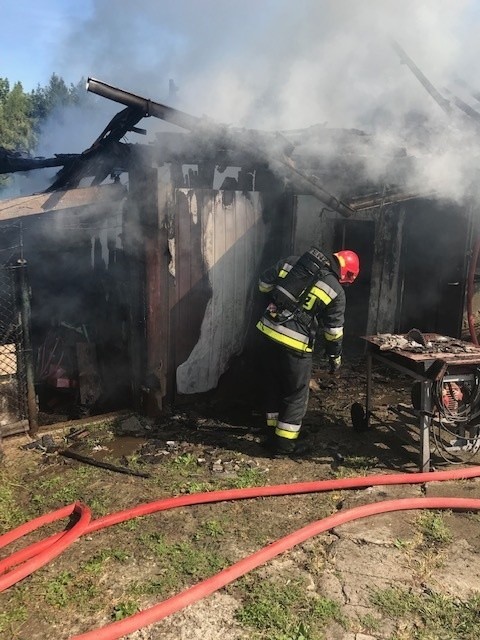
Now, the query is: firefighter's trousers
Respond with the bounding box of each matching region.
[260,334,313,452]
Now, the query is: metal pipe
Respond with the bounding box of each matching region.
[86,78,202,131]
[17,259,38,436]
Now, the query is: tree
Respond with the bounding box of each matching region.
[0,78,10,104]
[29,73,89,133]
[0,73,92,191]
[0,80,35,152]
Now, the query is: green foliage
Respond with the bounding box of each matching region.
[0,78,10,103]
[0,79,35,152]
[29,73,88,132]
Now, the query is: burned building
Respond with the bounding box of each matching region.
[0,76,477,445]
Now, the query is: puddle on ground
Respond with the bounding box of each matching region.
[88,436,146,461]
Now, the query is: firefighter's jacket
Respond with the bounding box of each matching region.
[256,254,345,356]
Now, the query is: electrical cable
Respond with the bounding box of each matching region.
[429,367,480,461]
[1,468,480,638]
[431,422,466,465]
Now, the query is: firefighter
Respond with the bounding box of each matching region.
[256,248,360,456]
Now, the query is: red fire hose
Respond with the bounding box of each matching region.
[0,502,91,592]
[1,467,480,639]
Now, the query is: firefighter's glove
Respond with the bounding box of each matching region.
[328,355,342,374]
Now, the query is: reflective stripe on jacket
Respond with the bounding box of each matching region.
[256,255,345,355]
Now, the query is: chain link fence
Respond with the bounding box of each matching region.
[0,223,28,437]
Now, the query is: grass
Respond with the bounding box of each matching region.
[1,421,475,640]
[111,601,139,620]
[0,602,28,635]
[235,577,346,640]
[194,519,225,540]
[224,467,267,489]
[172,452,198,467]
[43,570,101,610]
[161,460,267,495]
[177,480,216,494]
[82,548,130,574]
[0,471,29,532]
[414,511,453,547]
[30,466,96,511]
[332,455,378,478]
[370,586,480,639]
[27,464,118,518]
[44,571,74,607]
[133,531,227,597]
[359,612,382,633]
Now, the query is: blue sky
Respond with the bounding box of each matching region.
[2,0,94,90]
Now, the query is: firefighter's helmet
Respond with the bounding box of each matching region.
[334,250,360,284]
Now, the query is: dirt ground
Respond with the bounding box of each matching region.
[1,355,480,640]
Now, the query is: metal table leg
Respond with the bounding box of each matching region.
[366,351,372,428]
[420,379,432,472]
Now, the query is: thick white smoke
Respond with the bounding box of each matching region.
[34,0,480,201]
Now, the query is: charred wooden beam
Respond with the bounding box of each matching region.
[58,449,151,478]
[391,40,452,115]
[0,147,75,175]
[46,141,131,192]
[445,90,480,125]
[452,74,480,106]
[87,78,355,217]
[45,107,142,191]
[348,188,431,211]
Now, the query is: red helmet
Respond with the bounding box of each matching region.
[334,250,360,284]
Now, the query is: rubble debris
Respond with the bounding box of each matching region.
[114,415,150,437]
[406,328,428,347]
[375,332,480,354]
[22,434,57,453]
[65,426,89,441]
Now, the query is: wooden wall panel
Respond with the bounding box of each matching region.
[175,190,265,395]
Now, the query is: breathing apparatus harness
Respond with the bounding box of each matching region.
[270,247,332,348]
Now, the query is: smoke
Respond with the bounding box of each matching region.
[33,0,480,201]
